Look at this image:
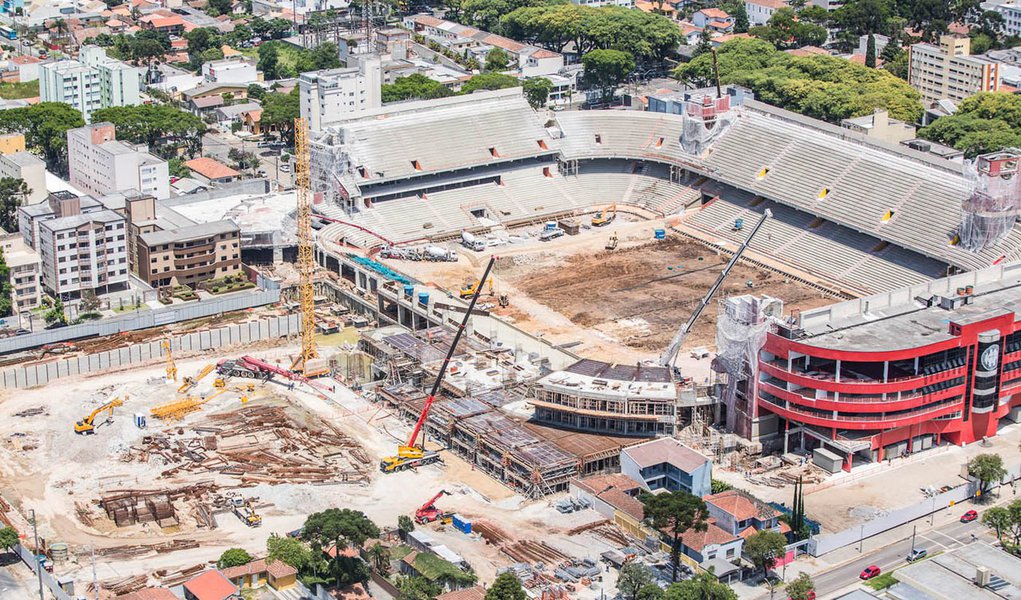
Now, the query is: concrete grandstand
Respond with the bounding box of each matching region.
[310,87,1021,297]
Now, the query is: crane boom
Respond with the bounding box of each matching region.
[293,116,318,374]
[659,209,772,370]
[405,257,497,450]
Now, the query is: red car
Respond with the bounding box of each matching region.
[961,510,979,523]
[860,565,881,580]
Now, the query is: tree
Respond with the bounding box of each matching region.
[733,2,750,33]
[694,28,713,56]
[247,84,266,101]
[91,105,206,158]
[207,0,232,15]
[462,72,519,94]
[969,453,1007,496]
[228,148,260,172]
[982,507,1011,544]
[381,74,454,102]
[258,43,281,80]
[0,250,11,318]
[711,480,734,494]
[0,177,29,232]
[662,570,736,600]
[617,562,655,600]
[397,575,443,600]
[217,548,253,569]
[744,530,787,578]
[302,508,380,587]
[368,542,391,576]
[267,534,311,570]
[486,572,527,600]
[637,584,664,600]
[785,573,815,600]
[750,7,828,49]
[865,34,877,67]
[485,47,510,71]
[674,38,922,124]
[261,87,300,144]
[44,298,66,326]
[641,491,708,582]
[0,526,17,553]
[523,77,553,109]
[582,49,635,104]
[397,514,415,537]
[0,102,85,175]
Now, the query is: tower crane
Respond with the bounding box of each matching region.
[161,339,177,382]
[291,116,321,377]
[659,209,771,374]
[380,257,497,473]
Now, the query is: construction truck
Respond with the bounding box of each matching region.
[459,278,493,300]
[415,490,451,524]
[460,231,486,252]
[539,222,565,241]
[591,204,617,227]
[217,355,333,392]
[380,257,497,474]
[74,397,125,434]
[178,364,214,394]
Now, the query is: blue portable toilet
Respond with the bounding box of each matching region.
[654,229,666,240]
[418,292,430,306]
[452,514,472,534]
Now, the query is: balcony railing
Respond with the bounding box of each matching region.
[759,394,964,428]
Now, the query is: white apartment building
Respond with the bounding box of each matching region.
[0,233,41,314]
[299,56,382,131]
[202,56,258,84]
[908,35,1001,104]
[0,151,47,204]
[67,123,170,200]
[988,0,1021,37]
[745,0,788,26]
[39,46,140,122]
[17,192,129,298]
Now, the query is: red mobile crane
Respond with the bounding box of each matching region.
[379,257,497,473]
[415,490,451,524]
[216,355,334,393]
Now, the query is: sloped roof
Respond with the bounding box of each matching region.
[183,571,238,600]
[623,438,710,472]
[706,490,780,522]
[185,157,240,180]
[679,519,739,552]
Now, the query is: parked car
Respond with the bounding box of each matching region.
[907,548,927,562]
[860,565,881,580]
[280,163,291,173]
[961,510,979,523]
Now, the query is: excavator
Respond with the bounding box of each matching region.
[74,396,125,434]
[591,204,617,227]
[415,490,451,524]
[178,364,214,394]
[459,278,493,300]
[381,257,497,474]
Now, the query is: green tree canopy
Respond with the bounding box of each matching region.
[786,572,815,600]
[918,92,1021,157]
[91,105,206,158]
[381,74,455,102]
[750,7,828,49]
[303,508,380,549]
[485,47,510,71]
[0,102,84,175]
[462,72,520,94]
[0,526,17,552]
[217,548,253,569]
[744,529,787,577]
[0,177,29,233]
[258,43,281,80]
[674,38,922,124]
[523,77,553,108]
[267,534,312,570]
[397,575,443,600]
[486,572,527,600]
[641,491,708,582]
[662,570,736,600]
[617,562,655,600]
[968,453,1008,495]
[582,49,635,103]
[261,87,300,144]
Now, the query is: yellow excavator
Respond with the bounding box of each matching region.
[592,204,617,227]
[74,397,125,435]
[178,364,213,394]
[459,278,493,300]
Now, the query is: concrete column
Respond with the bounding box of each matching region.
[883,361,889,383]
[835,359,841,382]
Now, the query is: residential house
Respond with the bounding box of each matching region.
[202,56,258,84]
[184,157,241,185]
[181,82,249,104]
[675,521,743,581]
[139,13,185,35]
[188,94,225,115]
[119,588,179,600]
[183,570,240,600]
[745,0,788,26]
[437,588,487,600]
[239,108,269,136]
[692,8,734,33]
[705,489,788,541]
[841,108,916,144]
[568,0,634,6]
[220,559,298,591]
[620,438,712,497]
[9,55,42,82]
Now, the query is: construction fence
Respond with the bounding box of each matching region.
[808,462,1021,556]
[14,542,73,600]
[0,314,300,389]
[0,285,281,356]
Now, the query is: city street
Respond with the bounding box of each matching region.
[200,131,293,189]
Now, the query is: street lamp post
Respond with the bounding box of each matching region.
[858,524,865,553]
[30,509,42,600]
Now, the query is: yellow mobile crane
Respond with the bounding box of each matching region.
[161,339,177,381]
[178,364,214,394]
[74,396,126,434]
[381,257,497,473]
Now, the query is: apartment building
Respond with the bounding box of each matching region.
[0,232,41,313]
[299,56,383,131]
[137,221,242,289]
[18,191,129,298]
[39,45,140,122]
[988,0,1021,37]
[0,151,47,204]
[67,123,170,200]
[908,35,1000,104]
[745,0,788,27]
[202,56,258,84]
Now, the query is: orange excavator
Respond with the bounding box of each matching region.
[415,490,451,524]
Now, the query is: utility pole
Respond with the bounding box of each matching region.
[711,48,722,99]
[91,545,97,600]
[911,525,916,551]
[858,524,864,553]
[30,509,42,600]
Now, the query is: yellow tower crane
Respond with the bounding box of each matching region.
[291,117,321,377]
[161,339,177,382]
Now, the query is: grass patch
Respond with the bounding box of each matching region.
[0,80,39,99]
[864,572,897,590]
[238,41,304,72]
[412,551,475,584]
[112,303,151,314]
[317,326,361,347]
[390,544,414,561]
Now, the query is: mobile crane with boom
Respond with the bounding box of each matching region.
[380,257,497,473]
[415,490,451,524]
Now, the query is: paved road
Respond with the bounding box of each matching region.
[814,512,991,598]
[0,554,39,600]
[201,132,293,189]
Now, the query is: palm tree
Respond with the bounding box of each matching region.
[50,18,68,53]
[369,542,390,575]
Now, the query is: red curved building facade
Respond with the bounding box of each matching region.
[751,266,1021,472]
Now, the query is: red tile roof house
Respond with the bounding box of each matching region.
[119,588,179,600]
[705,489,793,566]
[220,558,299,591]
[183,570,240,600]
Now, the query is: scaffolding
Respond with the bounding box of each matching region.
[959,151,1021,251]
[310,127,361,214]
[714,295,779,434]
[680,94,736,155]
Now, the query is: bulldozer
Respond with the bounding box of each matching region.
[74,396,126,434]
